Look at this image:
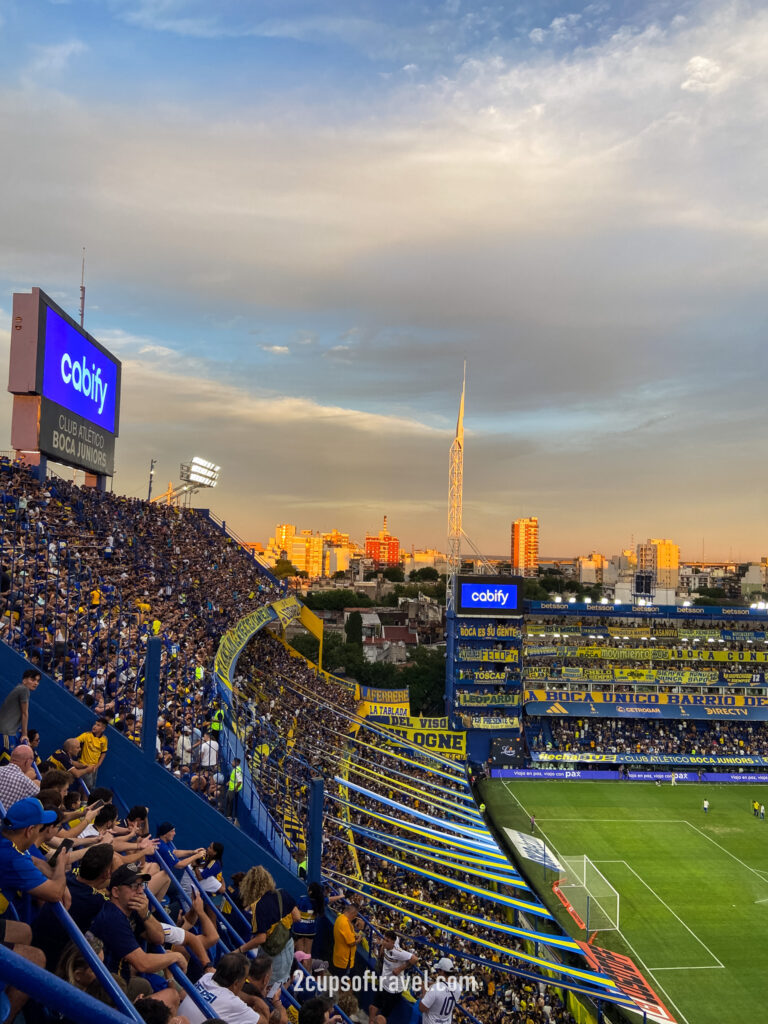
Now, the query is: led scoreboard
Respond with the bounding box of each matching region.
[9,288,122,476]
[457,574,524,616]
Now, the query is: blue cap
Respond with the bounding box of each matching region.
[4,797,57,829]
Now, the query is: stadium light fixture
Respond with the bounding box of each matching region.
[614,599,622,605]
[584,597,591,604]
[683,600,692,606]
[186,456,220,488]
[568,596,577,604]
[554,595,562,603]
[600,597,608,605]
[751,603,758,609]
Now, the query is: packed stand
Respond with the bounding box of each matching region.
[532,717,768,758]
[230,631,580,1024]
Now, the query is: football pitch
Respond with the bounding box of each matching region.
[482,779,768,1024]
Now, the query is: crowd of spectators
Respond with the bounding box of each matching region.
[531,718,768,758]
[229,633,580,1024]
[0,460,628,1023]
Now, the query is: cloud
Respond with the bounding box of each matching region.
[681,55,725,92]
[24,40,87,81]
[2,1,768,555]
[260,345,290,355]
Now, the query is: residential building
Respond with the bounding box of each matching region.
[365,516,400,566]
[636,538,680,590]
[289,530,324,578]
[576,551,609,585]
[511,517,539,577]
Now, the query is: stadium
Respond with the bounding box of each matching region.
[1,290,767,1024]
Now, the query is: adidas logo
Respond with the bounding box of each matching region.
[546,703,568,715]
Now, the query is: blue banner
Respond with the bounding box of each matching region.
[492,768,768,783]
[527,602,768,619]
[524,700,768,721]
[533,751,768,766]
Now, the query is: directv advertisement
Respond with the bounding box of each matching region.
[456,574,524,616]
[9,288,121,476]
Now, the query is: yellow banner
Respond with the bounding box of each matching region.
[525,689,768,708]
[359,701,412,718]
[458,648,519,663]
[606,627,679,637]
[272,596,303,627]
[361,687,410,703]
[576,647,768,663]
[215,605,275,689]
[457,623,522,639]
[375,715,449,728]
[386,727,466,759]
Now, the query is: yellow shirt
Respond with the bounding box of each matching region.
[77,732,108,767]
[332,915,358,969]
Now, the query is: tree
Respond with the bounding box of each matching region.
[332,570,347,580]
[382,566,405,582]
[345,611,363,646]
[403,647,446,715]
[409,567,439,582]
[523,579,550,601]
[273,559,299,578]
[289,633,320,663]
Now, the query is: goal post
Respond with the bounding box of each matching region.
[556,855,620,933]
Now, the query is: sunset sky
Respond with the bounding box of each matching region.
[0,1,766,560]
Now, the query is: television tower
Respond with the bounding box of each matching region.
[447,363,466,610]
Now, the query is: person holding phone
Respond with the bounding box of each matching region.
[240,955,288,1024]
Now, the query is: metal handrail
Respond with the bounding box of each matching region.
[0,943,140,1024]
[50,903,142,1020]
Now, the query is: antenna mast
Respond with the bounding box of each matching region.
[447,362,466,610]
[79,248,86,327]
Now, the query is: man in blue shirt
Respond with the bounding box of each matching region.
[32,842,113,967]
[154,821,206,872]
[0,797,68,909]
[90,863,187,982]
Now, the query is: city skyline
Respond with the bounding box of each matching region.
[1,1,766,559]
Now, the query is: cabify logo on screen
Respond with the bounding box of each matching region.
[460,581,518,611]
[42,306,118,432]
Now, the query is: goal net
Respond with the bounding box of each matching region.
[557,856,620,932]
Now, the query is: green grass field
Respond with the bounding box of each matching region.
[482,779,768,1024]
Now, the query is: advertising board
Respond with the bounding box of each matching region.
[9,288,121,476]
[456,575,524,616]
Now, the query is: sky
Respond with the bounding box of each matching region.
[0,0,766,560]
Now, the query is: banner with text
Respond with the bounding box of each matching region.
[533,751,768,766]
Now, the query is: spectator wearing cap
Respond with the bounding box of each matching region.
[0,745,40,808]
[76,718,109,788]
[0,797,69,906]
[420,959,459,1024]
[0,666,41,752]
[89,863,188,982]
[154,822,207,873]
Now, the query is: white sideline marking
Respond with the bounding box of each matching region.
[502,783,693,1024]
[683,821,768,888]
[648,966,725,971]
[594,860,723,968]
